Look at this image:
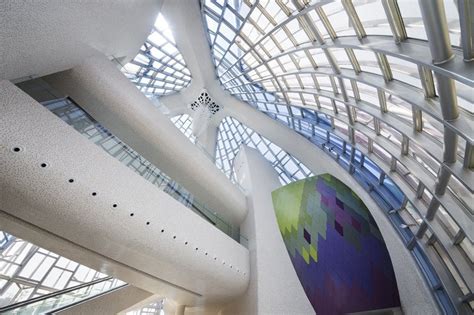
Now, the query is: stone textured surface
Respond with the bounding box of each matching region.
[0,0,161,82]
[0,80,249,305]
[46,55,247,226]
[221,146,314,315]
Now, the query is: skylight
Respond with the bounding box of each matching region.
[121,13,191,97]
[216,116,313,185]
[202,1,473,313]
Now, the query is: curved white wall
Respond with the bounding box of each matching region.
[223,146,314,315]
[0,80,249,305]
[0,0,162,82]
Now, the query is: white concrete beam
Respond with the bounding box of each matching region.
[45,55,247,226]
[0,80,249,305]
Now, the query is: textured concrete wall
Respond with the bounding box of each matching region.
[0,0,162,82]
[0,80,249,305]
[220,146,314,315]
[46,55,247,226]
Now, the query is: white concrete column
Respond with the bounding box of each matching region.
[195,123,219,162]
[221,146,313,315]
[45,55,246,226]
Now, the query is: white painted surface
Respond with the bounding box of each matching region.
[221,146,314,315]
[0,211,199,305]
[56,285,153,315]
[45,55,247,226]
[196,123,219,162]
[0,0,161,82]
[0,80,249,305]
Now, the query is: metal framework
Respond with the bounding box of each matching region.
[0,233,123,309]
[170,114,197,143]
[201,0,473,313]
[121,13,192,97]
[169,112,311,185]
[126,299,164,315]
[216,116,313,184]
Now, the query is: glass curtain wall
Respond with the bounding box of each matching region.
[201,0,473,313]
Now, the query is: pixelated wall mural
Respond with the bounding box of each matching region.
[272,174,401,315]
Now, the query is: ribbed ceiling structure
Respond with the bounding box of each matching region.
[201,0,473,313]
[121,13,192,97]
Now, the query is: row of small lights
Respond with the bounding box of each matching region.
[11,146,246,277]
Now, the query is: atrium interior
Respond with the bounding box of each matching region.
[0,0,472,314]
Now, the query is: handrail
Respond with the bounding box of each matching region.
[0,276,113,313]
[42,97,246,245]
[45,284,128,314]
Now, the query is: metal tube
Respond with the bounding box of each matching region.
[401,135,410,155]
[416,221,429,238]
[464,141,474,169]
[346,48,361,74]
[443,127,458,164]
[377,89,388,113]
[417,65,436,98]
[435,74,459,121]
[457,0,474,61]
[412,107,423,132]
[375,52,393,82]
[342,0,366,39]
[434,164,451,195]
[416,182,425,199]
[426,198,441,221]
[418,0,454,64]
[382,0,408,43]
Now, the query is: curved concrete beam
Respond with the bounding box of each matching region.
[0,80,249,304]
[0,0,162,82]
[45,55,247,226]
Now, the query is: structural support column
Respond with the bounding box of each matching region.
[45,55,246,226]
[220,146,313,315]
[418,0,459,199]
[195,122,219,162]
[0,80,249,305]
[458,0,474,61]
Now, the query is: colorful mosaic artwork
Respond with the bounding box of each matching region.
[272,174,401,315]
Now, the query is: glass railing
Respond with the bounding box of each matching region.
[0,277,125,314]
[193,138,246,191]
[40,97,246,246]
